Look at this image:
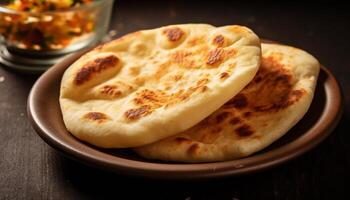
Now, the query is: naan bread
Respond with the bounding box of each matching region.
[60,24,261,148]
[134,43,320,162]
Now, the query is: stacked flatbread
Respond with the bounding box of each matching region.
[60,24,319,163]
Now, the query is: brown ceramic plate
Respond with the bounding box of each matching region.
[27,42,343,180]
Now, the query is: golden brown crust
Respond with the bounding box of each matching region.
[61,24,262,149]
[187,36,206,47]
[207,49,224,65]
[100,85,122,98]
[187,143,200,155]
[215,112,230,123]
[127,76,211,116]
[142,54,306,144]
[163,27,184,42]
[193,56,305,142]
[175,137,192,144]
[220,72,230,80]
[212,35,225,47]
[227,94,248,109]
[74,55,119,85]
[221,56,306,115]
[235,125,254,137]
[171,51,194,68]
[83,112,109,123]
[229,117,241,125]
[124,105,151,121]
[134,43,319,162]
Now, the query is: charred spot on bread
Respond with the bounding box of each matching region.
[164,27,184,42]
[229,117,242,125]
[212,35,225,47]
[100,85,122,98]
[235,124,254,137]
[74,55,119,85]
[83,112,110,123]
[220,72,230,80]
[216,112,230,123]
[207,48,224,66]
[124,105,151,121]
[227,94,248,109]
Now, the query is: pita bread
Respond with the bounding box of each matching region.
[134,43,320,162]
[59,24,261,148]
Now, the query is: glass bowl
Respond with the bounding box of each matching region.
[0,0,114,56]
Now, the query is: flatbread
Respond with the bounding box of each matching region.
[59,24,261,148]
[134,43,320,162]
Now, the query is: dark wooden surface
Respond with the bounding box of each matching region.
[1,1,349,199]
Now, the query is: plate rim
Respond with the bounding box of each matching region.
[27,44,343,180]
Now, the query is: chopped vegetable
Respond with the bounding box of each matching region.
[0,0,96,50]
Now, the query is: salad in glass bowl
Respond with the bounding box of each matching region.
[0,0,114,52]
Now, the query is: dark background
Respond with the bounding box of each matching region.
[1,1,349,199]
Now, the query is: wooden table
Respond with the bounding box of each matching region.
[1,1,349,199]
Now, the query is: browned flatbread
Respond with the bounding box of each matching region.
[134,43,320,162]
[59,24,261,148]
